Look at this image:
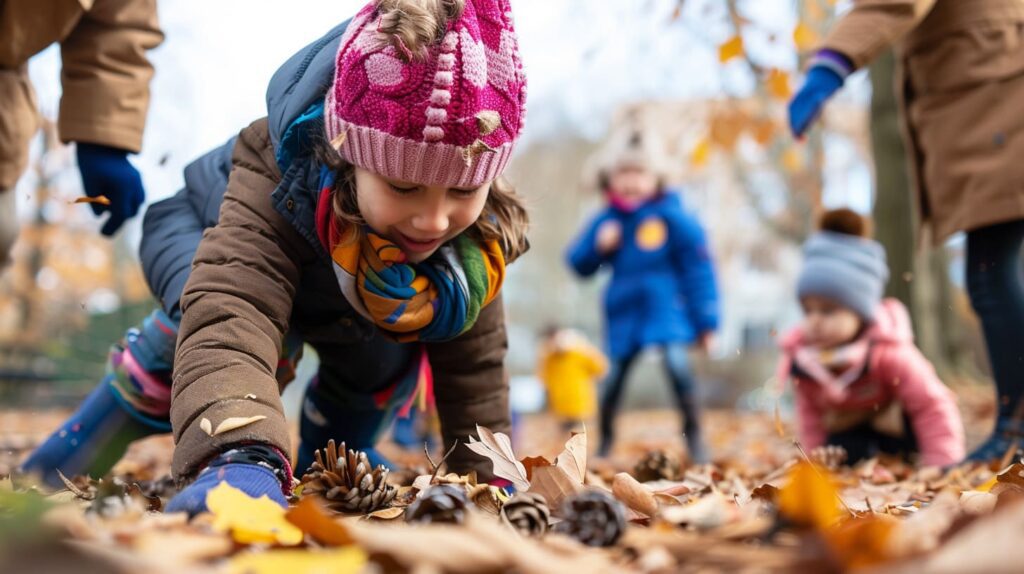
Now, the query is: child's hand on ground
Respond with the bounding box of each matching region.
[166,457,287,516]
[596,220,622,254]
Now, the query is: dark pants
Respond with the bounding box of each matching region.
[966,220,1024,430]
[827,414,918,464]
[599,343,703,457]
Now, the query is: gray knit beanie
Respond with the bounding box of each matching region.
[797,230,890,321]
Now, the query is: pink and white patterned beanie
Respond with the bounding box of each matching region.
[325,0,527,188]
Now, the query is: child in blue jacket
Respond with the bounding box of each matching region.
[567,132,719,463]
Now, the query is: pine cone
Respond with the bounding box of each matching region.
[300,439,397,513]
[555,490,626,547]
[405,485,468,525]
[500,492,550,537]
[810,445,848,471]
[633,450,681,482]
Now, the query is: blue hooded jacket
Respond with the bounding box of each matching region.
[566,192,720,360]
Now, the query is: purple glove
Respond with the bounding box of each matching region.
[166,446,290,516]
[787,50,854,138]
[76,143,146,236]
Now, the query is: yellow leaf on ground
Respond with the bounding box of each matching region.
[229,547,366,574]
[778,461,841,530]
[718,35,744,63]
[766,69,792,100]
[207,482,303,546]
[793,22,820,51]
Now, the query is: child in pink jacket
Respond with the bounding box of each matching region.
[777,209,965,467]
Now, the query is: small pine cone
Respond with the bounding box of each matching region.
[500,492,551,537]
[554,489,626,547]
[810,445,848,471]
[633,450,681,482]
[300,439,397,513]
[406,485,468,525]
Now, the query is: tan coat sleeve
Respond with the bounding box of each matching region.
[822,0,936,69]
[428,295,511,480]
[58,0,163,152]
[170,119,315,480]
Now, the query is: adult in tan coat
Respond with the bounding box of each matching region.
[788,0,1024,462]
[0,0,163,267]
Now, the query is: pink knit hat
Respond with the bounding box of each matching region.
[325,0,527,188]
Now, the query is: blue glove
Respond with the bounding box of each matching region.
[787,51,854,138]
[166,451,288,516]
[76,143,146,236]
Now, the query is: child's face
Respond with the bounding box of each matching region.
[800,295,863,348]
[608,166,659,203]
[354,167,491,263]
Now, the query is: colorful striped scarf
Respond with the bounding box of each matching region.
[315,167,505,342]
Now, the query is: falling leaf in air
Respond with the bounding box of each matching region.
[718,35,744,63]
[213,415,267,436]
[73,196,110,206]
[206,482,303,546]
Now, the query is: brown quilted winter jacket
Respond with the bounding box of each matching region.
[170,119,511,481]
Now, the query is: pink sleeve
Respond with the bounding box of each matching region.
[778,356,826,449]
[882,346,966,466]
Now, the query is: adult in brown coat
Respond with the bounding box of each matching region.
[788,0,1024,461]
[0,0,163,267]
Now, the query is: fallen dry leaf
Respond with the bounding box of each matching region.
[527,465,582,514]
[778,461,842,529]
[465,425,530,491]
[285,497,354,545]
[612,472,658,517]
[555,430,587,485]
[213,415,266,436]
[228,547,367,574]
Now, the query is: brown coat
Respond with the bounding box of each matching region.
[170,119,511,481]
[823,0,1024,243]
[0,0,162,189]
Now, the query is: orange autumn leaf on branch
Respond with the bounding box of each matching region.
[718,35,744,63]
[793,22,820,51]
[766,69,792,100]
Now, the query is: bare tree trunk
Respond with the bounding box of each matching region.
[868,51,915,310]
[869,51,975,375]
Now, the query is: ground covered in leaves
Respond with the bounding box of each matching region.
[2,385,1023,574]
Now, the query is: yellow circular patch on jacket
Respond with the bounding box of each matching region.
[636,217,668,251]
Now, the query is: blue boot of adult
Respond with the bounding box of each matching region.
[965,419,1024,463]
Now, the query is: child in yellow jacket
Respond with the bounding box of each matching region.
[538,327,608,432]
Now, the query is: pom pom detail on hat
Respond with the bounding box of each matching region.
[325,0,527,188]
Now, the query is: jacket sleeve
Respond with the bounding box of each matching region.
[170,119,315,480]
[58,0,164,152]
[428,294,510,480]
[881,346,966,466]
[778,354,827,449]
[821,0,937,69]
[670,209,719,334]
[566,212,610,277]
